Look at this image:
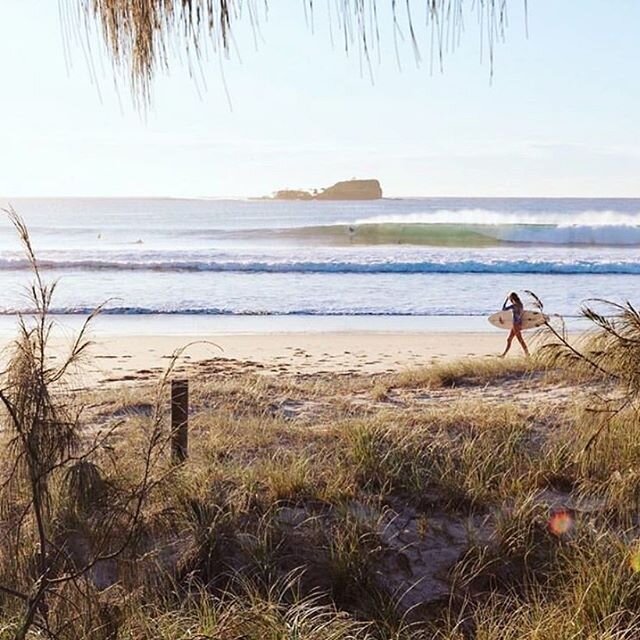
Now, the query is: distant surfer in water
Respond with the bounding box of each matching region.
[500,292,530,357]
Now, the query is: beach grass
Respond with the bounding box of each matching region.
[4,340,640,639]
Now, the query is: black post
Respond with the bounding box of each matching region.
[171,379,189,464]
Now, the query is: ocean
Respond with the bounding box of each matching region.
[0,197,638,329]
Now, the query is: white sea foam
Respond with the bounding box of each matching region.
[349,208,640,228]
[493,224,640,245]
[0,256,638,275]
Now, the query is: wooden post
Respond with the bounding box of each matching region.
[171,379,189,464]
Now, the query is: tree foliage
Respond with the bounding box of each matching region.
[67,0,515,103]
[529,290,640,451]
[0,210,176,639]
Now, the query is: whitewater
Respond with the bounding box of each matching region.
[0,197,638,318]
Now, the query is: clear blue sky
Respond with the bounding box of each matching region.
[0,0,638,198]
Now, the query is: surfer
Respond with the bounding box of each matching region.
[500,292,530,357]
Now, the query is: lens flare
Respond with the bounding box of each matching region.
[548,509,573,536]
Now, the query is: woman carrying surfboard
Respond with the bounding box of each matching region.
[500,292,530,357]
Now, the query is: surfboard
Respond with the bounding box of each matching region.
[488,309,548,331]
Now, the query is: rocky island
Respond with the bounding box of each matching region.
[273,178,382,201]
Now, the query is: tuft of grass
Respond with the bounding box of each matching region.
[337,401,554,511]
[386,356,540,391]
[120,573,370,640]
[443,526,640,639]
[255,452,318,502]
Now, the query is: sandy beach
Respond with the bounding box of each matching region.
[9,330,517,385]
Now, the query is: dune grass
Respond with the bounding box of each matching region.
[386,355,540,389]
[3,336,640,638]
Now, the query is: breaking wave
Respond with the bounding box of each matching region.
[279,222,640,246]
[0,257,639,275]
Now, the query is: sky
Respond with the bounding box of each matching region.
[0,0,638,198]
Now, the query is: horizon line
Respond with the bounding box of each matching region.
[2,194,640,201]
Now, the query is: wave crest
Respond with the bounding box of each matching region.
[0,257,638,275]
[297,222,640,246]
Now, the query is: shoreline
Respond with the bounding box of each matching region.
[0,313,589,338]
